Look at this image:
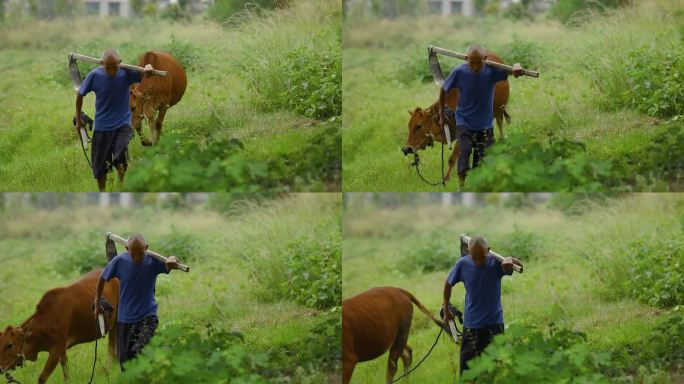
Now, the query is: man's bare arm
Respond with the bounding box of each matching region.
[75,93,83,133]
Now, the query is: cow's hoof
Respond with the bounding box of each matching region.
[141,139,153,146]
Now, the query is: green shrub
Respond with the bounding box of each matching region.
[160,3,190,21]
[267,42,341,120]
[284,308,341,372]
[156,225,203,264]
[163,34,204,71]
[55,229,107,276]
[125,131,273,192]
[620,44,684,118]
[633,125,684,187]
[497,35,543,69]
[623,237,683,308]
[398,231,456,274]
[119,323,275,383]
[497,226,543,262]
[466,132,615,192]
[464,324,614,383]
[280,233,341,309]
[393,46,435,85]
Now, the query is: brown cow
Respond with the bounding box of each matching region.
[402,51,511,183]
[0,269,119,384]
[343,287,449,384]
[130,51,187,146]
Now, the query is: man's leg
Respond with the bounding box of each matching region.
[129,315,159,359]
[117,322,133,371]
[91,131,114,192]
[456,126,474,185]
[459,328,479,375]
[472,131,487,169]
[112,124,134,185]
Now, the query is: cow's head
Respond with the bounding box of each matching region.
[402,107,439,156]
[129,86,155,128]
[0,325,29,373]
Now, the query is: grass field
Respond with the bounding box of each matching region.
[0,193,341,383]
[342,193,683,382]
[0,0,341,192]
[342,0,684,192]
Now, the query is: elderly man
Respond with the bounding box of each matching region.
[75,49,158,192]
[94,233,179,369]
[442,235,523,374]
[438,45,523,185]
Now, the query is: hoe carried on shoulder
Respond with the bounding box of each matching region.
[106,232,190,272]
[460,234,523,273]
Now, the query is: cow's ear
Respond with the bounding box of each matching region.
[425,108,432,114]
[408,110,413,116]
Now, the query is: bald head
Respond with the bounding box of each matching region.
[102,48,121,77]
[466,44,487,73]
[468,235,489,264]
[126,233,148,262]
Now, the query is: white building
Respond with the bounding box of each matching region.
[84,0,131,17]
[426,0,475,17]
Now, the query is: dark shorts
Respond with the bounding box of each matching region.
[460,323,504,374]
[91,124,133,179]
[117,315,158,369]
[456,125,495,175]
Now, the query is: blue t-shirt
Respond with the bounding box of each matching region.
[446,253,512,328]
[442,63,508,131]
[102,252,169,323]
[78,67,142,131]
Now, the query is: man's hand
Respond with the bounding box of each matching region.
[442,304,455,324]
[74,113,83,135]
[143,64,155,77]
[166,256,179,270]
[512,63,523,78]
[93,298,102,316]
[502,257,514,273]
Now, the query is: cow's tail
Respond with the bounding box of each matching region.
[398,288,447,332]
[501,105,511,124]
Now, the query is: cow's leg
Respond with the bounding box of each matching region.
[342,355,357,384]
[445,142,460,181]
[60,352,69,382]
[401,345,413,372]
[109,321,118,363]
[386,316,412,384]
[151,105,168,145]
[38,346,66,384]
[145,108,159,146]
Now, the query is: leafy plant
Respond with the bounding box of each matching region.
[549,0,621,24]
[497,35,543,70]
[156,225,203,264]
[280,233,341,309]
[119,323,274,383]
[466,132,615,192]
[276,42,341,120]
[125,131,273,192]
[620,44,684,118]
[623,236,684,308]
[464,324,614,383]
[54,229,107,276]
[497,226,543,262]
[163,34,204,71]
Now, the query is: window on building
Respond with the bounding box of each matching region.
[451,0,462,14]
[428,0,442,14]
[85,1,100,15]
[108,1,121,16]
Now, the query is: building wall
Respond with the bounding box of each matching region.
[427,0,475,17]
[84,0,131,17]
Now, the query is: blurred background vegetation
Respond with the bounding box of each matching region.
[343,192,683,383]
[0,192,341,383]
